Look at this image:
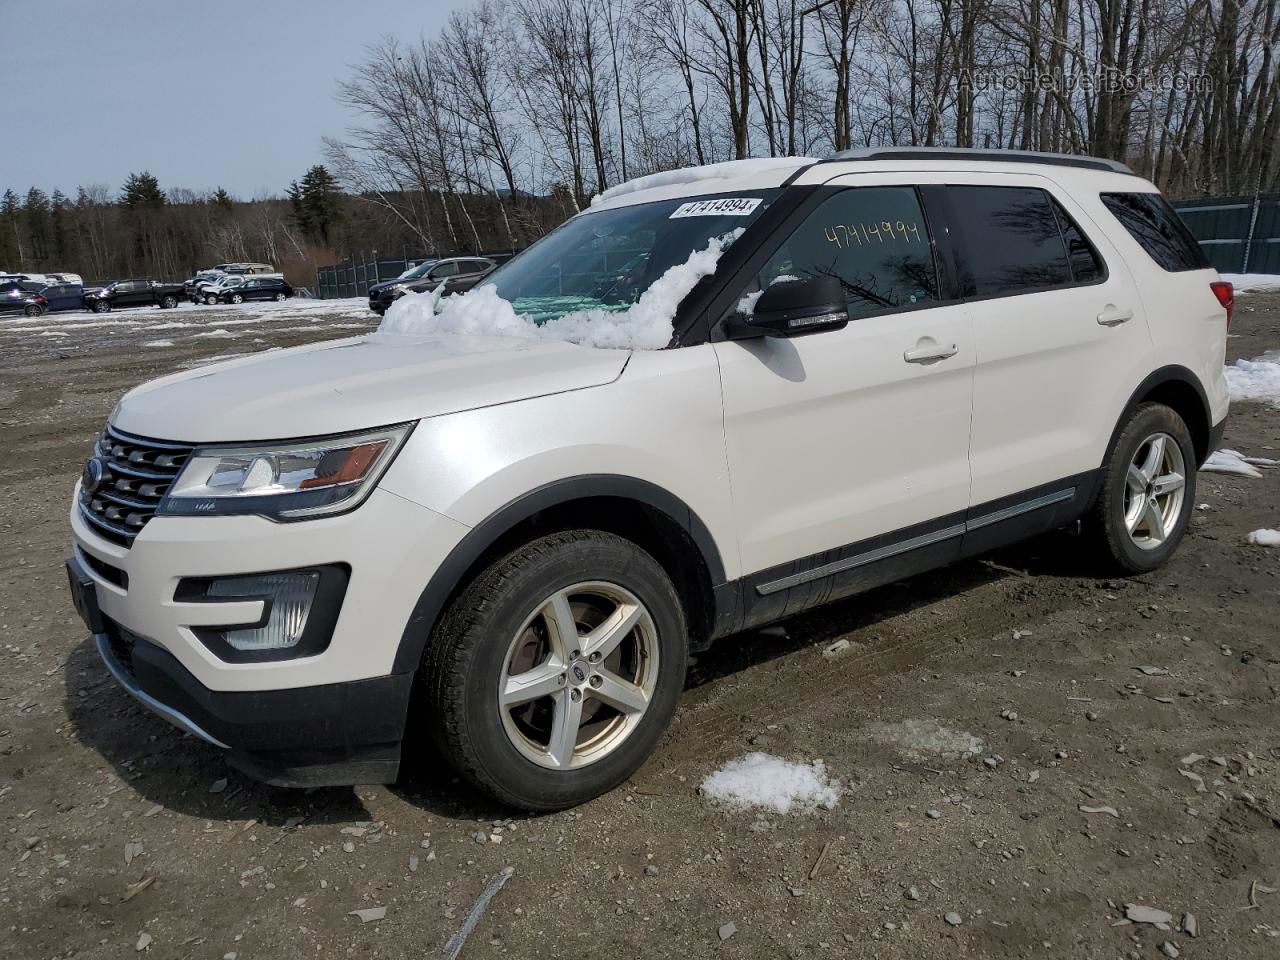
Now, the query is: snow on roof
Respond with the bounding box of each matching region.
[592,157,818,206]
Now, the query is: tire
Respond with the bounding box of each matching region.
[160,294,178,309]
[24,304,43,318]
[204,295,218,306]
[275,292,287,301]
[93,300,110,313]
[421,530,688,811]
[1084,402,1196,574]
[230,293,244,304]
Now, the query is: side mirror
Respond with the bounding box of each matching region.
[725,275,849,339]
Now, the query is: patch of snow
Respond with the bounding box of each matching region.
[192,329,236,339]
[143,340,174,348]
[592,157,817,206]
[701,753,840,814]
[1224,356,1280,407]
[736,274,800,316]
[379,231,742,350]
[1247,529,1280,546]
[1201,448,1266,478]
[866,719,985,762]
[1221,273,1280,294]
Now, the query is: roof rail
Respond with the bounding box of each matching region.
[593,156,818,205]
[826,146,1134,175]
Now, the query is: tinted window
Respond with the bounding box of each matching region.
[751,186,939,318]
[948,186,1071,296]
[430,262,460,279]
[1049,198,1105,283]
[1100,192,1209,272]
[466,260,492,273]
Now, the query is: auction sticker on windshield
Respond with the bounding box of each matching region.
[670,197,762,218]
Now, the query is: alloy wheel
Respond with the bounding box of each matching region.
[498,581,658,770]
[1122,432,1186,549]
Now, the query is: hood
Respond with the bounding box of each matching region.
[112,332,630,443]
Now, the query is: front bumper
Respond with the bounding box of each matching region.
[94,624,413,785]
[69,482,471,785]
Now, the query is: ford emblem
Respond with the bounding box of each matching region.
[82,457,105,494]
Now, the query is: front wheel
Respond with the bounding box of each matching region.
[204,295,218,305]
[230,293,244,304]
[1084,402,1196,574]
[160,294,178,309]
[275,292,287,301]
[421,530,688,811]
[93,300,111,313]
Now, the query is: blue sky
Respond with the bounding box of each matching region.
[0,0,469,199]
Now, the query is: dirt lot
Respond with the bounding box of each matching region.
[2,294,1278,959]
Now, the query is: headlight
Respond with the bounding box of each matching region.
[158,423,413,520]
[391,283,411,294]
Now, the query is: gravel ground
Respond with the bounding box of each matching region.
[1,293,1278,959]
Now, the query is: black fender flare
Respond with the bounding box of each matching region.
[390,475,727,674]
[1108,364,1214,466]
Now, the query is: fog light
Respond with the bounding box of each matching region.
[176,564,349,663]
[206,571,320,651]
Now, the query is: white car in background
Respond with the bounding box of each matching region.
[68,149,1229,811]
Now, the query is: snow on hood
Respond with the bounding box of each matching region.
[112,333,629,443]
[591,157,817,206]
[377,230,742,350]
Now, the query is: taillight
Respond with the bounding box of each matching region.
[35,295,47,303]
[1210,280,1234,329]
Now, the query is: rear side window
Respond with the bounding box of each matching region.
[947,186,1072,296]
[752,186,939,319]
[1100,192,1209,272]
[1049,198,1105,284]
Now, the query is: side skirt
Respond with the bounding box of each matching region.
[710,470,1100,640]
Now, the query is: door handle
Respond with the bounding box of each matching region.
[904,343,959,363]
[1096,305,1133,326]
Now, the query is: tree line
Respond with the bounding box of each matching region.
[4,0,1275,284]
[328,0,1279,250]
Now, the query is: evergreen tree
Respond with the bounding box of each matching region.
[211,187,234,212]
[23,187,51,261]
[120,171,165,209]
[288,165,341,245]
[1,189,23,268]
[49,190,71,265]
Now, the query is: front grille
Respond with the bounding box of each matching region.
[79,426,194,547]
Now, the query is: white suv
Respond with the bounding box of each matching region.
[67,149,1231,810]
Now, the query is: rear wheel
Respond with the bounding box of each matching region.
[275,292,287,301]
[230,293,244,304]
[24,304,43,318]
[204,295,218,305]
[1085,402,1196,574]
[421,530,688,811]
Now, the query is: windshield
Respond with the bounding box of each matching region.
[479,190,780,325]
[400,260,437,280]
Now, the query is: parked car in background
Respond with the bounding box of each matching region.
[202,275,247,305]
[82,279,185,313]
[215,276,293,304]
[367,257,495,315]
[212,262,276,275]
[0,280,47,317]
[185,271,225,302]
[36,282,85,312]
